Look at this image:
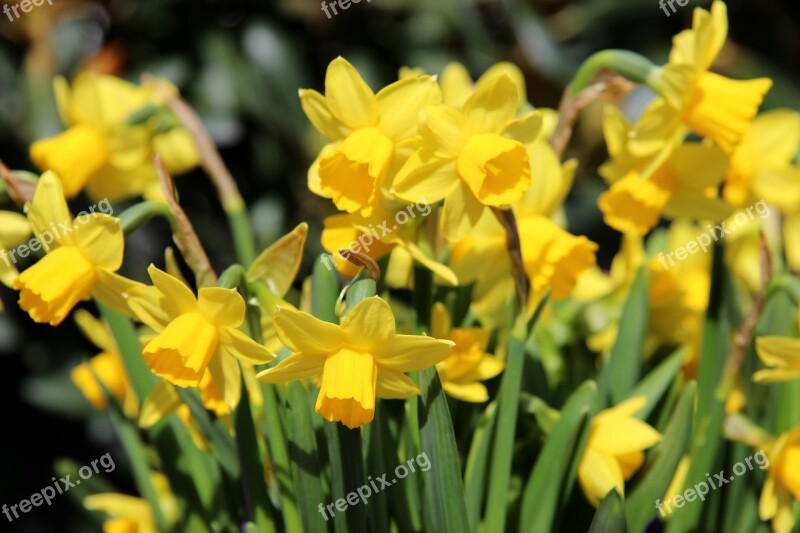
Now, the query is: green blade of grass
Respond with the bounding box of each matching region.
[588,489,626,533]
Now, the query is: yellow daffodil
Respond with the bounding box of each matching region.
[577,396,661,507]
[300,57,441,216]
[30,73,199,200]
[635,1,771,155]
[257,296,454,429]
[13,171,142,326]
[126,265,274,406]
[599,106,732,235]
[84,473,177,533]
[0,210,30,311]
[70,310,138,417]
[758,427,800,533]
[430,302,503,402]
[392,73,542,239]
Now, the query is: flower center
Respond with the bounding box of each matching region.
[14,245,97,326]
[142,313,219,387]
[318,127,394,215]
[457,133,531,206]
[30,124,109,198]
[316,347,377,429]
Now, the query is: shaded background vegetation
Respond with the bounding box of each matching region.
[0,0,798,530]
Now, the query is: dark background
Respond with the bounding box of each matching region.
[0,0,798,530]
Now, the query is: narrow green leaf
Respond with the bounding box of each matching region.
[519,380,597,533]
[599,267,649,405]
[323,422,367,533]
[588,489,626,533]
[625,382,696,532]
[98,304,155,402]
[628,347,687,419]
[464,401,497,529]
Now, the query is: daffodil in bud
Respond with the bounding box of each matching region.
[577,396,661,507]
[300,57,441,216]
[12,171,141,326]
[126,265,274,407]
[257,296,453,429]
[392,73,542,239]
[431,303,503,402]
[30,73,199,201]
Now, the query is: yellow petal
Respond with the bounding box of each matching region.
[391,150,458,204]
[273,305,344,352]
[153,129,200,175]
[71,351,129,410]
[442,381,489,403]
[197,287,245,328]
[340,296,395,348]
[93,270,142,317]
[578,447,625,507]
[74,308,115,352]
[373,334,454,372]
[598,172,671,235]
[247,222,308,296]
[72,214,124,271]
[461,73,519,133]
[441,62,473,108]
[324,57,379,129]
[479,62,527,105]
[377,75,442,139]
[14,246,96,326]
[148,265,198,315]
[256,352,326,383]
[138,380,181,429]
[499,110,543,146]
[375,368,421,399]
[0,211,31,248]
[299,88,350,140]
[208,352,241,408]
[430,301,451,340]
[126,285,173,332]
[315,347,377,429]
[27,171,75,249]
[218,326,275,364]
[441,182,486,241]
[418,104,469,159]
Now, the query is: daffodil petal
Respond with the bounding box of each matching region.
[147,265,198,315]
[197,287,245,328]
[256,352,326,383]
[72,214,124,271]
[340,296,396,347]
[578,447,625,507]
[273,306,344,352]
[325,57,378,129]
[377,75,441,139]
[208,352,241,408]
[299,88,350,140]
[461,73,519,133]
[373,334,454,372]
[375,368,421,399]
[93,270,143,317]
[218,326,275,364]
[27,171,75,248]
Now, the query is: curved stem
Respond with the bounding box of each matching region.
[491,207,528,315]
[568,49,659,96]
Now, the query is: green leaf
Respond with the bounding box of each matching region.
[98,304,155,402]
[625,381,696,532]
[464,401,497,529]
[519,380,597,533]
[323,422,367,533]
[285,382,326,533]
[627,346,687,419]
[588,489,626,533]
[599,267,649,405]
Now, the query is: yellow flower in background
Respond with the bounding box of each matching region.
[258,296,454,429]
[30,73,199,201]
[0,210,31,311]
[638,1,771,155]
[300,57,441,216]
[436,62,527,110]
[12,171,142,326]
[392,73,541,239]
[126,265,274,406]
[70,310,138,417]
[759,427,800,533]
[431,303,503,402]
[724,110,800,207]
[84,473,177,533]
[599,106,732,235]
[577,396,661,507]
[754,337,800,383]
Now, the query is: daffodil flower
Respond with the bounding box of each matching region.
[84,473,177,533]
[754,336,800,383]
[431,303,503,402]
[599,106,732,235]
[577,396,661,507]
[634,1,771,155]
[30,73,199,200]
[758,427,800,533]
[13,171,142,326]
[392,73,542,239]
[126,265,275,407]
[300,57,441,216]
[257,296,454,429]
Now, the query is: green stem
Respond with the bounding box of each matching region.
[226,199,257,266]
[568,50,659,96]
